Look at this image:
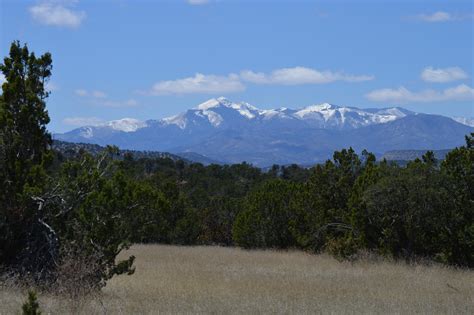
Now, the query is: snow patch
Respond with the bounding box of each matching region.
[105,118,147,132]
[203,110,224,127]
[452,117,474,127]
[294,103,336,120]
[79,127,94,138]
[163,114,187,129]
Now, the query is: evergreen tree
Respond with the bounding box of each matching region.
[0,41,55,276]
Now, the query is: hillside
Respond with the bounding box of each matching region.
[52,140,222,165]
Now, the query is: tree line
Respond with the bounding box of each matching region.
[1,42,472,291]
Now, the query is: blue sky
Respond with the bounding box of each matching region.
[1,0,473,132]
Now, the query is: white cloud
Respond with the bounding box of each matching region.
[29,1,86,28]
[75,89,107,98]
[418,11,453,22]
[0,73,5,85]
[366,84,474,103]
[146,67,373,96]
[239,70,267,84]
[92,90,107,98]
[150,73,245,95]
[240,67,374,85]
[75,89,88,96]
[187,0,210,5]
[443,84,474,100]
[102,99,138,107]
[414,11,473,22]
[421,66,468,83]
[63,116,104,126]
[75,88,137,107]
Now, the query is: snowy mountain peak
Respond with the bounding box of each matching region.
[105,118,147,132]
[294,103,339,120]
[194,97,259,121]
[308,103,336,111]
[196,97,257,110]
[196,97,231,110]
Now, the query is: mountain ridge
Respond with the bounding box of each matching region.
[52,140,222,165]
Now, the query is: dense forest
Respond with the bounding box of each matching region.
[1,42,472,291]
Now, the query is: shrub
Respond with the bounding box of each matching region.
[233,180,298,248]
[22,290,41,315]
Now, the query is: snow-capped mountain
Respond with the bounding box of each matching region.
[129,97,414,131]
[160,98,261,129]
[55,97,474,166]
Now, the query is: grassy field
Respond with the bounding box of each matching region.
[1,244,473,314]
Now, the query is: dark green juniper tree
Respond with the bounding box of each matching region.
[50,148,136,288]
[0,41,137,286]
[0,41,55,278]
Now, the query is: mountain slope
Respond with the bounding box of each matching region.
[348,114,473,153]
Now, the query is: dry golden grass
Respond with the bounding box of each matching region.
[1,244,473,314]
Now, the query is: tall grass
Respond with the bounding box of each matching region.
[1,244,473,314]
